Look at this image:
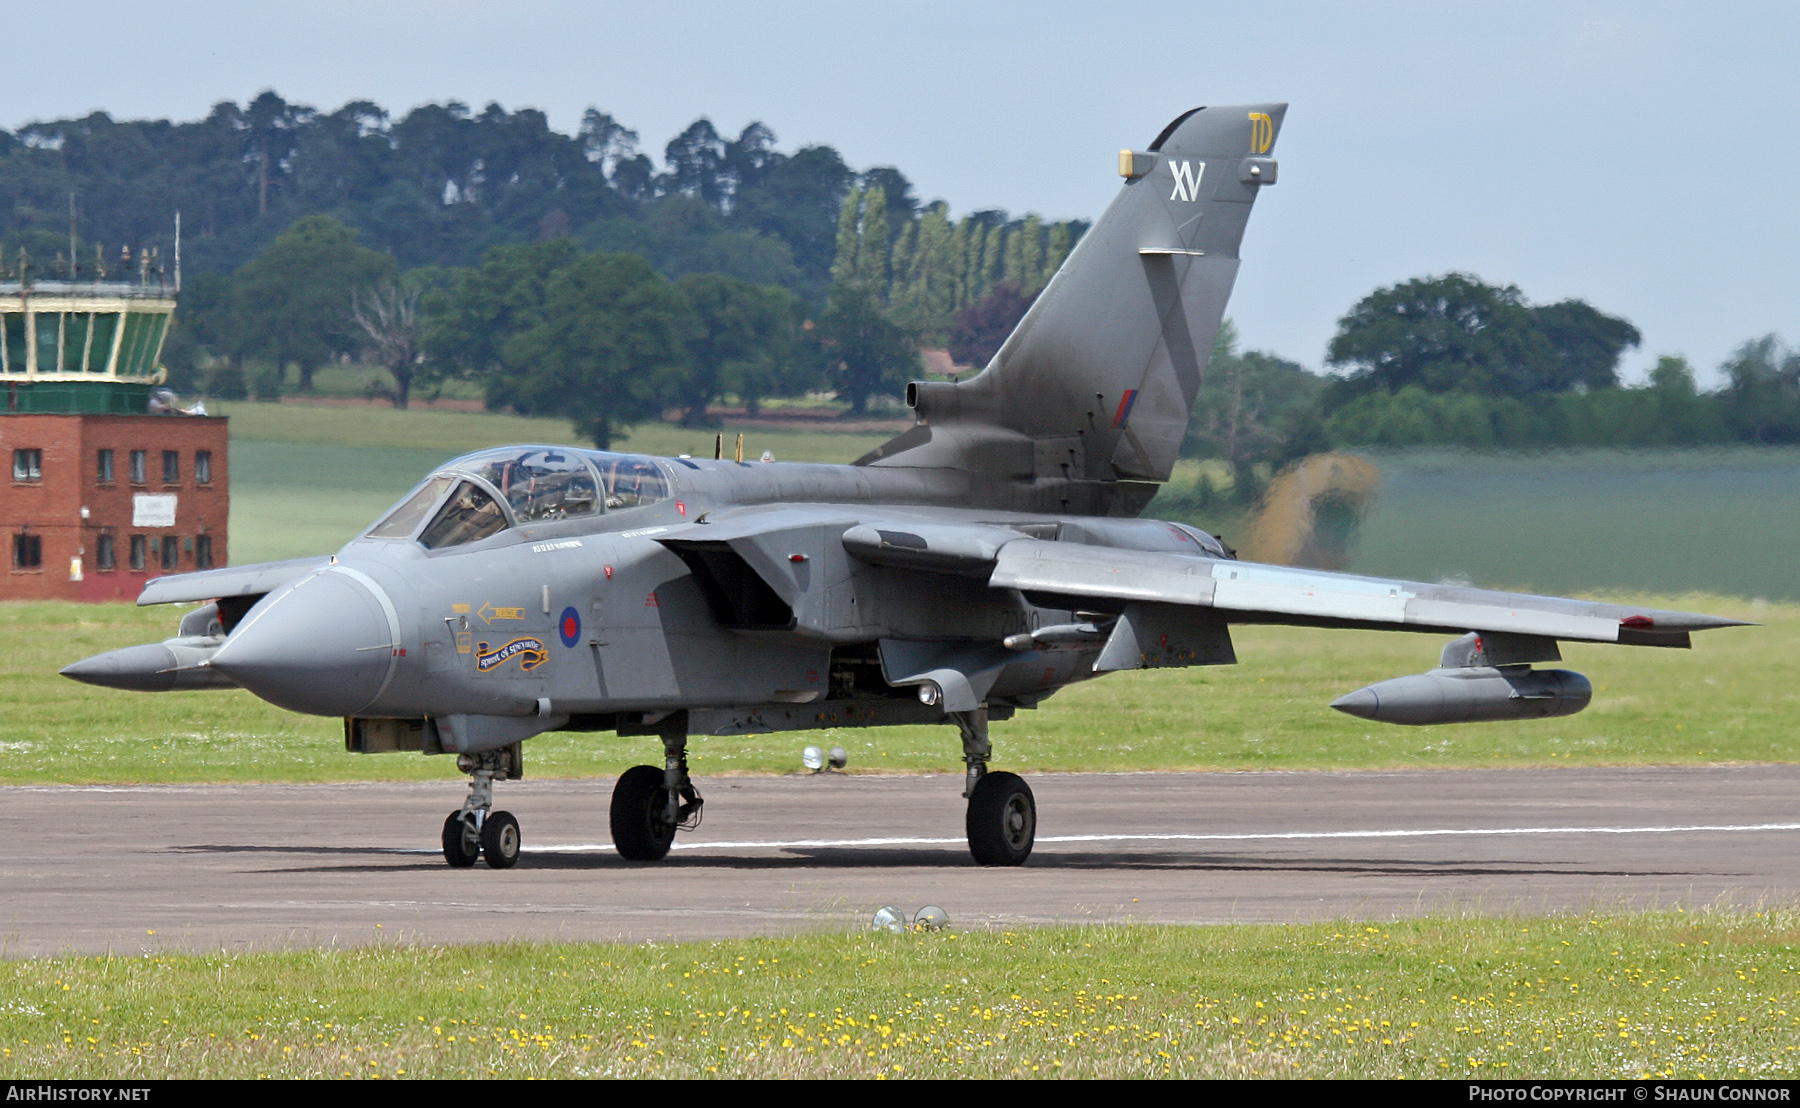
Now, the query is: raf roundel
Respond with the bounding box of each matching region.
[558,606,581,648]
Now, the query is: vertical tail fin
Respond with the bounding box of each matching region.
[864,104,1285,492]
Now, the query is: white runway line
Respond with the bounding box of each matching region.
[500,821,1800,854]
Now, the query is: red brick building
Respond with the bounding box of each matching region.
[0,276,228,602]
[0,412,228,600]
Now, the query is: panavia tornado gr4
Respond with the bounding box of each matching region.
[63,104,1742,869]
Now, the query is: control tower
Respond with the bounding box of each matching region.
[0,247,228,600]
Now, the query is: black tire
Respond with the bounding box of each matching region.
[966,771,1035,866]
[481,810,521,869]
[442,811,480,868]
[611,764,676,862]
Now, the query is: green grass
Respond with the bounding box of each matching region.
[2,911,1794,1078]
[228,441,454,564]
[22,593,1792,786]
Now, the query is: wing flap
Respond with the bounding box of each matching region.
[1402,597,1621,642]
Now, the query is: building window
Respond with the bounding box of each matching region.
[195,534,213,569]
[129,450,146,484]
[195,450,212,485]
[13,449,41,482]
[96,534,115,571]
[96,449,114,483]
[13,533,40,568]
[129,535,146,570]
[160,536,179,570]
[162,450,180,485]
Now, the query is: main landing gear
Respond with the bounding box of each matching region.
[442,745,524,869]
[954,707,1036,866]
[610,712,704,861]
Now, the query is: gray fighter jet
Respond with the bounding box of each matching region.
[63,105,1743,870]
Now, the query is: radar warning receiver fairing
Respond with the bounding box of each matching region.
[62,105,1743,869]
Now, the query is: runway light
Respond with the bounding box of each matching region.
[872,906,905,934]
[802,746,825,772]
[913,905,949,932]
[828,746,847,770]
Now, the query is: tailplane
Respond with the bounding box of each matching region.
[861,104,1285,498]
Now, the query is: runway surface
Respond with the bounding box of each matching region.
[7,764,1799,954]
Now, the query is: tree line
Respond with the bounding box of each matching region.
[0,92,1085,443]
[0,91,1080,323]
[1188,272,1800,508]
[15,93,1788,460]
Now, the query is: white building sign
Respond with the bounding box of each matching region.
[132,493,177,528]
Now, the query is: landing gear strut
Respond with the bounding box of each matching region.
[953,707,1035,866]
[610,712,703,862]
[441,744,523,869]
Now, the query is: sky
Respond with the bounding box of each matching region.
[9,1,1797,383]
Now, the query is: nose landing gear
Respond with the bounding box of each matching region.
[441,744,523,869]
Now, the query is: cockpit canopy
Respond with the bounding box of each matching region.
[364,447,671,550]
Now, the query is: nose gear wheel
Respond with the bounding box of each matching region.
[481,810,521,869]
[442,811,480,867]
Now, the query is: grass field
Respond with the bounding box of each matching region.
[1346,449,1800,602]
[2,911,1793,1079]
[1146,448,1800,603]
[20,592,1791,786]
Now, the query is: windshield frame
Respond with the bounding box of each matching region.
[356,446,678,549]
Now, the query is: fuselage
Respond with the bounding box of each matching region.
[204,445,1227,736]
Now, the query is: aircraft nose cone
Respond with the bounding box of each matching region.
[209,568,397,716]
[1329,687,1379,720]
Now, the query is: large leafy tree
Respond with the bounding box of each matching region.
[1326,273,1557,399]
[1327,272,1639,401]
[809,284,919,415]
[499,252,694,449]
[1531,298,1642,391]
[228,213,396,390]
[420,238,580,397]
[673,273,805,424]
